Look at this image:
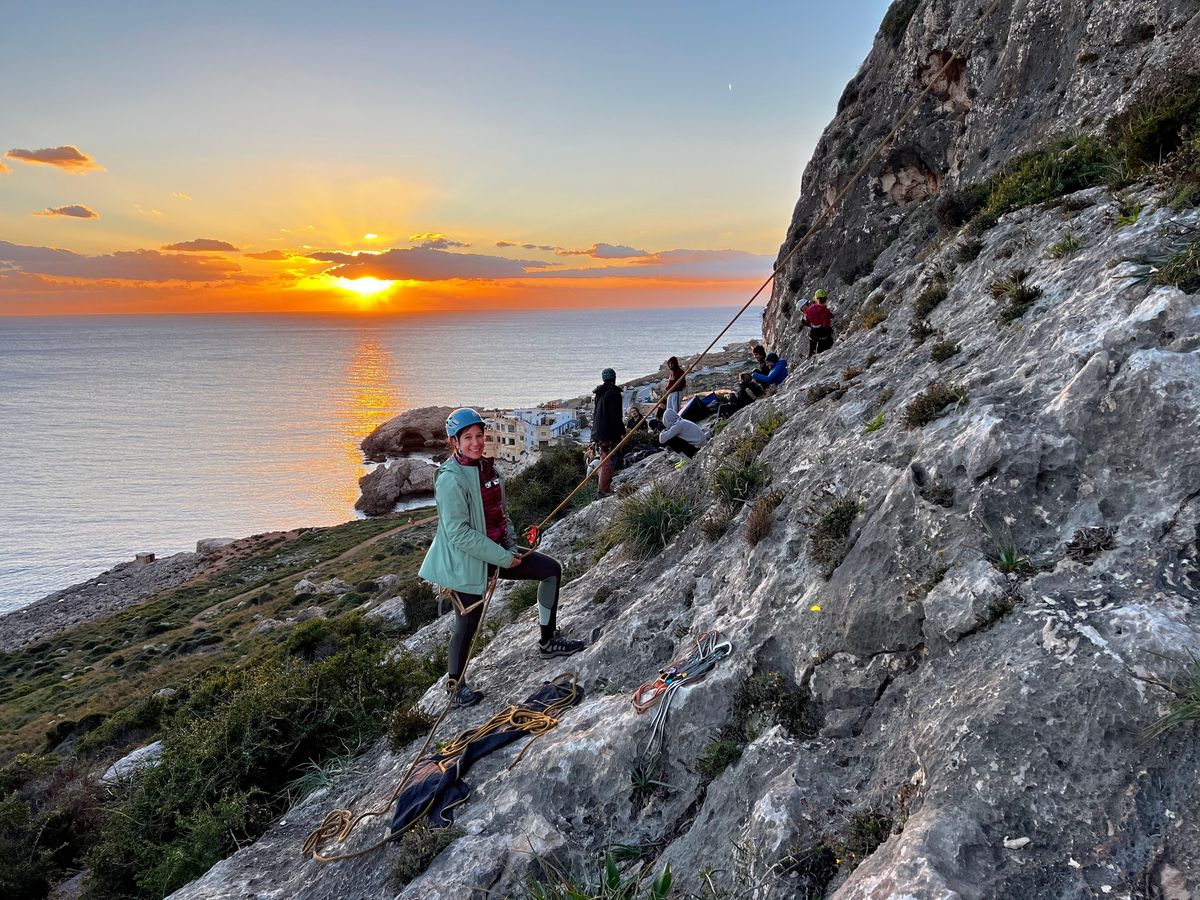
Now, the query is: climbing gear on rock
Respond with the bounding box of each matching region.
[445,407,485,439]
[632,629,733,715]
[632,629,733,765]
[539,631,586,658]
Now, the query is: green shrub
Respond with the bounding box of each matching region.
[389,824,463,886]
[930,340,960,362]
[519,851,673,900]
[983,136,1118,220]
[85,629,444,898]
[697,671,817,781]
[1107,78,1200,173]
[506,581,539,614]
[1144,656,1200,740]
[604,487,698,559]
[76,693,173,757]
[403,579,440,631]
[955,236,984,262]
[1151,230,1200,293]
[1114,197,1142,228]
[504,446,589,536]
[903,382,968,428]
[934,182,990,230]
[711,456,770,506]
[913,284,948,319]
[863,412,885,435]
[810,497,862,578]
[745,490,785,546]
[880,0,923,44]
[908,318,936,344]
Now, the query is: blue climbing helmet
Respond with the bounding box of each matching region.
[445,407,485,439]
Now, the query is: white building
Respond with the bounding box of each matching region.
[485,407,582,462]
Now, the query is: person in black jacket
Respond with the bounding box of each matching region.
[592,367,625,497]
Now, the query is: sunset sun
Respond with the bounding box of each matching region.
[332,276,396,298]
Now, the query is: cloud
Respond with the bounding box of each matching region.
[244,249,290,260]
[408,232,470,250]
[0,240,242,282]
[172,192,192,201]
[5,145,103,173]
[496,240,560,252]
[526,248,773,280]
[162,238,240,252]
[556,242,649,259]
[313,247,542,281]
[33,204,99,219]
[0,160,8,174]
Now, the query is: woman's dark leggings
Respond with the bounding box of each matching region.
[448,550,562,682]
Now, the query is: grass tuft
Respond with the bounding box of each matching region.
[1144,656,1200,740]
[930,339,960,362]
[604,486,698,558]
[863,412,885,435]
[745,490,785,546]
[389,825,464,886]
[861,304,889,330]
[902,383,969,428]
[913,284,949,319]
[810,497,862,578]
[990,268,1043,322]
[955,235,985,262]
[1047,227,1084,258]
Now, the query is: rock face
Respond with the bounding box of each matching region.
[169,6,1200,900]
[361,406,453,462]
[355,458,438,516]
[765,0,1200,329]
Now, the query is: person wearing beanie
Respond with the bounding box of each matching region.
[592,367,625,497]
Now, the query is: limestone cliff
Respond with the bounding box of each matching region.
[168,2,1200,898]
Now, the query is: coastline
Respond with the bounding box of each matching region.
[0,340,757,646]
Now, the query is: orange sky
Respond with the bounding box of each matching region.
[0,3,892,316]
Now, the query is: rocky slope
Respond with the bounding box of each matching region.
[167,3,1200,898]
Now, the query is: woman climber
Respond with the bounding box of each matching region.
[419,408,585,708]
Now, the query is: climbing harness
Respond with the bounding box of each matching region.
[633,630,733,761]
[304,0,1004,863]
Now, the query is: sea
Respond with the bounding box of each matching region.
[0,307,761,612]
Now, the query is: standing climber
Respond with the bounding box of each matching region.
[803,289,835,357]
[662,356,687,417]
[419,408,585,708]
[592,367,625,497]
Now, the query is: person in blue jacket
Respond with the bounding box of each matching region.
[754,352,789,387]
[419,408,585,708]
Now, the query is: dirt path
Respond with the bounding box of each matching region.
[189,515,439,627]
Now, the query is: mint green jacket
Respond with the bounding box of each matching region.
[419,456,518,595]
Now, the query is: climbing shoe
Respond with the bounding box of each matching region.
[539,632,586,658]
[447,680,484,708]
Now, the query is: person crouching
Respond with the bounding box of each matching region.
[419,408,585,708]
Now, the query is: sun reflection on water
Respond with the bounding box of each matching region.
[331,331,410,512]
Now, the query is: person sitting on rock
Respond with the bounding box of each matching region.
[747,352,789,400]
[657,407,706,458]
[419,408,585,708]
[626,404,645,431]
[738,344,771,404]
[802,289,835,357]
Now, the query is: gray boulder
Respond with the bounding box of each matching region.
[100,740,164,785]
[355,458,438,516]
[364,595,407,628]
[360,405,453,462]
